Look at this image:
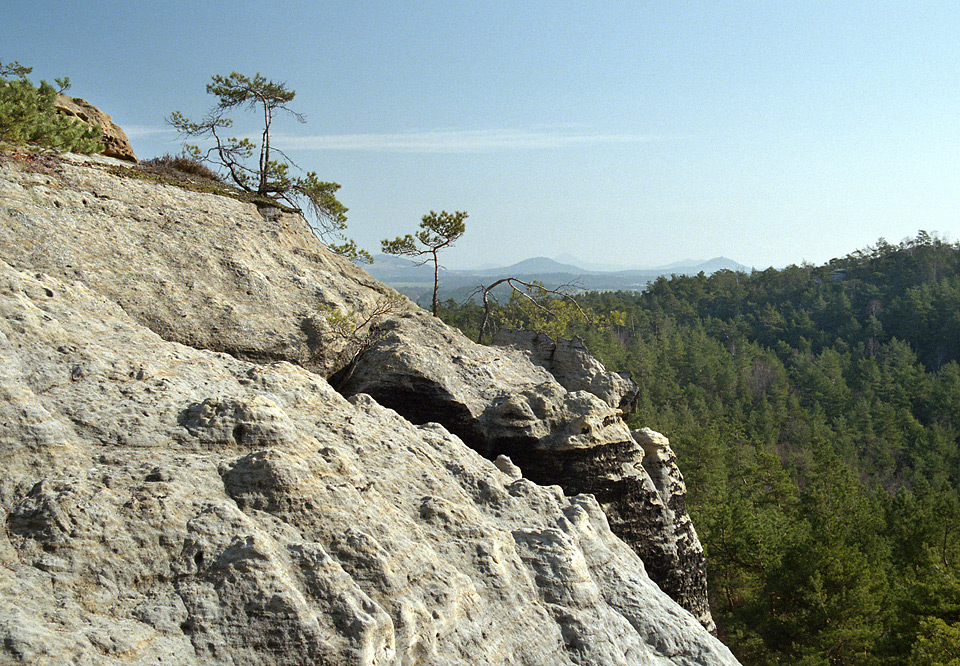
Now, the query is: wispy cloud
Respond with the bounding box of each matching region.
[272,128,665,153]
[123,125,178,139]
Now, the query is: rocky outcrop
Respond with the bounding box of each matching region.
[339,317,714,631]
[0,152,736,663]
[493,329,639,414]
[0,151,398,379]
[337,315,635,456]
[490,332,710,629]
[632,428,713,633]
[53,95,139,162]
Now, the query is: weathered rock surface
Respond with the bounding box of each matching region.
[54,95,139,162]
[339,316,715,631]
[0,152,401,379]
[490,332,710,630]
[631,428,714,633]
[0,153,737,664]
[493,329,639,414]
[339,314,635,456]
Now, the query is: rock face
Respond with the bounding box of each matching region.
[338,315,635,456]
[54,94,139,162]
[490,333,710,629]
[493,329,639,414]
[0,152,737,664]
[339,318,714,632]
[631,428,714,633]
[0,152,396,379]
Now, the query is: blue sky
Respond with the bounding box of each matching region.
[6,1,960,269]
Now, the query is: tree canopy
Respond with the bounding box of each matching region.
[382,210,467,315]
[0,61,102,153]
[440,232,960,666]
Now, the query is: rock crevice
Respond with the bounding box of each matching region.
[339,317,715,631]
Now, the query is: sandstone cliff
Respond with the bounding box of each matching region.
[0,151,738,665]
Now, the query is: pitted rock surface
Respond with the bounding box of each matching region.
[0,152,405,378]
[338,314,633,455]
[339,316,715,631]
[54,94,139,162]
[0,261,737,665]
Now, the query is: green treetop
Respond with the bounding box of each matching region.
[382,210,467,316]
[0,61,103,153]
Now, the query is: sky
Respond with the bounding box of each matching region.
[6,1,960,270]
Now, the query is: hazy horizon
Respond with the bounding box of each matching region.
[7,2,960,269]
[435,253,754,274]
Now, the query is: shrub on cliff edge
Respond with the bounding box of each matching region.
[140,153,223,182]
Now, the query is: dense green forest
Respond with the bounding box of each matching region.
[439,232,960,666]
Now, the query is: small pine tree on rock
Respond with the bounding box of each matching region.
[382,210,467,316]
[169,72,370,263]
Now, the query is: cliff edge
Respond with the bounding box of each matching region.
[0,151,737,665]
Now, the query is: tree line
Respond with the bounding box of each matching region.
[441,233,960,666]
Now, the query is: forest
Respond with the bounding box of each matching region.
[439,232,960,666]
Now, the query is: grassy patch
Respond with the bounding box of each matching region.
[140,153,222,182]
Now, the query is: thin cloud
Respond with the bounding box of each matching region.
[272,128,665,153]
[123,125,178,139]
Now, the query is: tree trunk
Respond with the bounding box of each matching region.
[259,97,270,195]
[431,251,440,316]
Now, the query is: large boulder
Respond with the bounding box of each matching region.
[630,428,714,633]
[493,329,639,414]
[488,332,709,628]
[0,152,401,379]
[0,261,738,665]
[337,314,634,455]
[54,94,138,162]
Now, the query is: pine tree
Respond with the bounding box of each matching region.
[0,62,102,153]
[169,72,369,262]
[382,210,467,316]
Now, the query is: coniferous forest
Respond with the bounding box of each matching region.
[439,233,960,666]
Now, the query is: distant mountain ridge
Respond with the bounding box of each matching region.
[365,254,750,306]
[474,256,588,276]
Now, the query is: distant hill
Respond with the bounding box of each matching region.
[476,256,589,277]
[650,257,751,273]
[365,253,750,307]
[371,254,418,268]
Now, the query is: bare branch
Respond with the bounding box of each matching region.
[475,277,590,343]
